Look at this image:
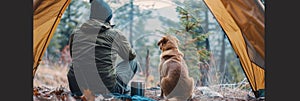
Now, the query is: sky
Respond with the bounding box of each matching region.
[78,0,223,50]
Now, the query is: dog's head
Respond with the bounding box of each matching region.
[157,35,180,52]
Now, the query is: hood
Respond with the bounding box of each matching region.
[90,0,112,22]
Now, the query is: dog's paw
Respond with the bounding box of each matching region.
[156,95,165,101]
[156,97,164,101]
[191,93,196,99]
[185,93,196,101]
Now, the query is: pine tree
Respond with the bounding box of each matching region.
[45,0,89,62]
[159,5,210,82]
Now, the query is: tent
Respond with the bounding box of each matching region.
[33,0,265,98]
[33,0,71,77]
[203,0,265,98]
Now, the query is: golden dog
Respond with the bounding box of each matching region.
[157,35,194,101]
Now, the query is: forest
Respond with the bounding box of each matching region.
[33,0,264,100]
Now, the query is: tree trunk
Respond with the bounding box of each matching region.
[145,49,150,83]
[129,0,133,48]
[219,33,226,83]
[204,8,210,51]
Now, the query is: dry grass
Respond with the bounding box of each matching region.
[33,63,70,90]
[33,62,257,101]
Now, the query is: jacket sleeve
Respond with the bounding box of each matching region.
[114,30,136,61]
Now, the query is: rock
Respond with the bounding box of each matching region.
[196,86,224,98]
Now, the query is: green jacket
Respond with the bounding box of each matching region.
[69,19,136,93]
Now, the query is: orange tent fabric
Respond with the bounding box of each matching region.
[204,0,265,98]
[33,0,71,77]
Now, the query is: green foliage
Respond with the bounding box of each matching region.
[158,16,181,29]
[112,2,161,83]
[113,3,154,60]
[227,61,244,83]
[174,0,245,84]
[197,46,210,62]
[158,3,210,81]
[113,3,153,30]
[46,0,89,61]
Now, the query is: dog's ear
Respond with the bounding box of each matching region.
[157,36,169,50]
[157,36,168,46]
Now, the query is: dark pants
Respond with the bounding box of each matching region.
[67,59,138,96]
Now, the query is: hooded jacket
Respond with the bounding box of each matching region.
[68,0,136,95]
[90,0,112,23]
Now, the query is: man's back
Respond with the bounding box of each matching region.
[69,19,137,95]
[67,0,138,97]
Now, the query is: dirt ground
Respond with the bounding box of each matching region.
[33,86,256,101]
[33,64,259,101]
